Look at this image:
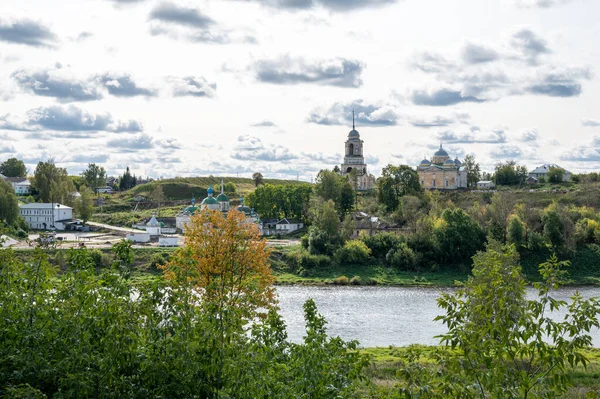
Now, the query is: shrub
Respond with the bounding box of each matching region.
[334,240,371,265]
[300,234,309,249]
[298,253,331,269]
[386,242,418,271]
[89,249,103,268]
[332,275,349,285]
[349,276,361,285]
[528,231,547,251]
[361,232,403,259]
[150,252,170,272]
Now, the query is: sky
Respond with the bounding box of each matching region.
[1,0,599,181]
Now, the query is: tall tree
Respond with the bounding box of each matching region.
[119,167,134,191]
[81,163,106,193]
[150,185,166,217]
[33,160,75,205]
[0,178,20,226]
[75,185,94,224]
[252,172,264,187]
[463,154,481,187]
[547,166,565,183]
[494,161,527,186]
[0,157,27,177]
[314,170,354,216]
[376,164,421,212]
[489,191,516,243]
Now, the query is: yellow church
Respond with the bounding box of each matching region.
[417,144,467,190]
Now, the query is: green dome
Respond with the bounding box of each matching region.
[184,205,199,214]
[216,193,229,202]
[236,205,252,215]
[202,197,218,205]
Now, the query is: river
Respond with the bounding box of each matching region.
[276,286,600,347]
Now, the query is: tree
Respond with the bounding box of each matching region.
[494,161,527,186]
[75,185,94,224]
[548,166,565,183]
[33,160,76,205]
[0,157,27,177]
[429,242,600,398]
[0,178,20,226]
[308,199,341,255]
[507,214,525,248]
[81,163,106,193]
[314,170,355,216]
[252,172,264,187]
[376,164,421,212]
[489,191,516,243]
[119,167,134,191]
[150,185,165,217]
[463,154,481,187]
[433,208,485,263]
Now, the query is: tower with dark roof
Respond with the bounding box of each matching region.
[340,111,374,190]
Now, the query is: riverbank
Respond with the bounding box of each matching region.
[362,346,600,396]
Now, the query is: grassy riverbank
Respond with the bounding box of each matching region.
[362,346,600,396]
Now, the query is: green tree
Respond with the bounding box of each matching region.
[0,178,20,226]
[433,208,484,263]
[75,185,94,224]
[150,184,166,217]
[308,199,341,255]
[430,242,600,398]
[252,172,264,187]
[507,214,525,248]
[548,166,565,183]
[494,161,527,186]
[489,191,516,243]
[81,163,106,193]
[542,205,565,249]
[33,160,76,204]
[119,166,134,191]
[463,154,481,187]
[376,164,421,212]
[314,169,355,216]
[0,157,27,177]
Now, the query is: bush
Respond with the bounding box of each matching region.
[332,275,349,285]
[89,249,103,268]
[361,232,403,259]
[300,234,309,249]
[386,242,418,270]
[150,252,170,272]
[298,252,331,269]
[334,240,371,265]
[528,231,547,251]
[349,276,361,285]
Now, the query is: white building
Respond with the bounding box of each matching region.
[340,112,376,191]
[275,218,304,234]
[4,177,31,195]
[19,203,74,230]
[476,180,495,189]
[529,164,571,182]
[145,213,162,236]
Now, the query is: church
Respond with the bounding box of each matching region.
[417,144,467,190]
[340,112,376,190]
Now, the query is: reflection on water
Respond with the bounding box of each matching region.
[276,286,600,347]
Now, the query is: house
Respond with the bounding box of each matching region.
[19,203,74,230]
[275,218,304,234]
[476,180,495,189]
[529,164,571,182]
[96,186,114,194]
[526,176,539,185]
[261,218,279,236]
[4,177,31,195]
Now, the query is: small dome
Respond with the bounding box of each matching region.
[216,192,228,202]
[202,196,218,205]
[183,205,198,214]
[434,144,449,157]
[420,158,431,165]
[236,205,252,215]
[443,159,455,166]
[147,215,160,227]
[348,129,360,138]
[454,158,462,166]
[207,186,214,196]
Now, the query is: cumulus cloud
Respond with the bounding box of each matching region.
[411,89,485,106]
[510,28,551,65]
[0,144,16,153]
[490,146,523,159]
[516,0,578,8]
[582,119,600,127]
[254,56,363,87]
[236,0,399,11]
[97,74,156,97]
[526,66,592,97]
[68,153,110,163]
[410,51,455,74]
[251,120,277,127]
[0,18,57,47]
[409,112,470,128]
[149,2,214,28]
[12,67,103,102]
[25,105,142,133]
[436,129,506,144]
[461,42,499,64]
[232,135,298,162]
[520,129,539,142]
[107,134,154,152]
[168,76,217,97]
[308,100,399,126]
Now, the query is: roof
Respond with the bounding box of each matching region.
[19,203,73,210]
[433,144,449,157]
[147,215,160,227]
[5,177,29,184]
[201,196,218,205]
[276,218,303,225]
[530,164,571,174]
[348,128,360,138]
[477,180,494,184]
[216,192,229,201]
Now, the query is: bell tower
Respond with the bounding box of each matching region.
[341,110,368,178]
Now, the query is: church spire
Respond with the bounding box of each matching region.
[221,178,224,194]
[352,109,355,130]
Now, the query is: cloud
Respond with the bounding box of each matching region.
[520,129,539,142]
[0,144,16,153]
[149,2,214,28]
[526,67,592,97]
[409,113,469,128]
[410,51,455,74]
[582,119,600,127]
[26,105,142,132]
[490,146,523,159]
[156,137,182,149]
[107,134,154,152]
[461,43,499,64]
[238,0,399,11]
[97,74,156,97]
[0,18,57,47]
[308,100,399,126]
[12,67,103,102]
[411,89,485,106]
[510,28,551,65]
[68,153,110,163]
[254,56,363,87]
[76,32,93,41]
[232,135,298,162]
[168,76,217,97]
[437,129,506,144]
[561,148,600,162]
[516,0,577,8]
[251,120,277,127]
[301,152,340,163]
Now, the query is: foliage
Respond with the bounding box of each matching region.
[81,163,107,192]
[334,240,372,265]
[314,169,355,216]
[74,185,94,223]
[252,172,264,187]
[362,232,404,259]
[150,184,165,216]
[494,160,528,186]
[245,183,312,220]
[385,242,418,271]
[463,154,481,187]
[507,214,525,248]
[433,208,485,264]
[376,164,422,212]
[33,160,76,205]
[119,166,137,191]
[298,252,331,269]
[421,242,600,398]
[0,178,20,227]
[542,203,568,250]
[0,157,27,177]
[489,191,516,243]
[548,166,566,183]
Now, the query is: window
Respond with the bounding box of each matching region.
[432,180,436,187]
[445,180,449,187]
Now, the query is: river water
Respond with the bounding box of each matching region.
[276,286,600,347]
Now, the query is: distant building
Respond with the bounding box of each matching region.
[145,212,162,236]
[19,203,74,230]
[417,144,467,190]
[529,164,571,182]
[526,176,539,185]
[275,218,304,234]
[340,112,376,190]
[4,177,31,195]
[476,180,495,189]
[96,186,114,194]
